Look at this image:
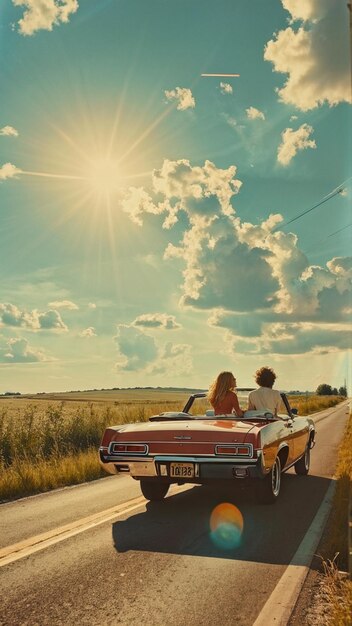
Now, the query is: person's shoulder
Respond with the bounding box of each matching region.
[228,390,237,398]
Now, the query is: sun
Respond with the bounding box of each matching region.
[86,157,121,196]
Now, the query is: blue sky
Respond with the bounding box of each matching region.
[0,0,351,394]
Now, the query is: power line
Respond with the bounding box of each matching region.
[272,176,352,233]
[327,222,352,238]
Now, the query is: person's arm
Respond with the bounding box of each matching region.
[232,392,243,417]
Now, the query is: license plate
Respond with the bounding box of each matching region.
[170,462,194,478]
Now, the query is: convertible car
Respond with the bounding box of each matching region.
[99,390,315,504]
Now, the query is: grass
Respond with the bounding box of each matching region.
[0,448,105,502]
[0,390,345,502]
[317,412,352,625]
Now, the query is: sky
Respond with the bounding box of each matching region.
[0,0,351,394]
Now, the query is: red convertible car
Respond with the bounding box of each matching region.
[99,390,315,504]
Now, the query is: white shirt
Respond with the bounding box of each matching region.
[248,387,282,414]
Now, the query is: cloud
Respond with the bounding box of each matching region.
[220,82,233,95]
[121,159,242,229]
[230,323,352,356]
[222,114,239,130]
[48,300,78,310]
[114,323,192,375]
[264,0,351,110]
[0,163,22,181]
[120,158,352,356]
[132,313,181,330]
[0,303,68,331]
[115,324,158,371]
[277,123,316,166]
[88,302,96,309]
[0,338,48,363]
[79,327,97,338]
[148,342,192,376]
[12,0,79,36]
[0,126,19,137]
[164,87,195,111]
[246,107,265,121]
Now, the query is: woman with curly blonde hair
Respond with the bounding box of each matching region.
[208,371,243,417]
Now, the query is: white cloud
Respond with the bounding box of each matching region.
[12,0,79,36]
[0,338,48,363]
[132,313,181,330]
[0,303,68,331]
[277,123,316,166]
[114,323,192,375]
[220,82,233,95]
[79,327,97,338]
[121,159,242,229]
[148,342,192,376]
[246,107,265,121]
[264,0,351,110]
[48,299,78,310]
[222,114,238,130]
[0,126,19,137]
[164,87,195,111]
[282,0,332,23]
[0,163,22,181]
[115,324,158,371]
[120,157,352,356]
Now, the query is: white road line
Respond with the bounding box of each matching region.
[253,480,336,626]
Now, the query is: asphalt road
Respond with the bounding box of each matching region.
[0,401,349,626]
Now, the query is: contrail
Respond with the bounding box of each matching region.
[201,73,240,77]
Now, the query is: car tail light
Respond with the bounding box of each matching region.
[215,444,252,457]
[110,442,148,455]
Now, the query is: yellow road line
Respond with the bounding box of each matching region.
[0,495,147,568]
[0,484,191,569]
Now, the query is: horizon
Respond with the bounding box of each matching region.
[0,0,351,395]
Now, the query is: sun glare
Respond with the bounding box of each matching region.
[86,157,121,195]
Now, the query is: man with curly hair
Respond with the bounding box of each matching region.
[248,366,282,415]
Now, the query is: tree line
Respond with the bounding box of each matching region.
[316,384,347,396]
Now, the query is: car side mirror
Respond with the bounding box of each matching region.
[291,408,298,416]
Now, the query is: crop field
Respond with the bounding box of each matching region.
[0,389,345,502]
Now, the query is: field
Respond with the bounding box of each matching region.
[0,389,345,502]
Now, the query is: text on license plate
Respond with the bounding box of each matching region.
[170,462,194,478]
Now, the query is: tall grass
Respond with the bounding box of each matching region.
[316,413,352,626]
[0,393,345,501]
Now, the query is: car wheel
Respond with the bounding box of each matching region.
[294,444,310,475]
[256,456,281,504]
[140,480,170,501]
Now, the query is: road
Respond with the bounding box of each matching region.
[0,401,349,626]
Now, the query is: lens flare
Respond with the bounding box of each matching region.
[210,503,244,550]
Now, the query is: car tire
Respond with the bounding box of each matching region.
[256,456,281,504]
[140,480,170,501]
[294,443,310,475]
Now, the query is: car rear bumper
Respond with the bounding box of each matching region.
[99,449,265,481]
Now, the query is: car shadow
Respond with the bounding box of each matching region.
[112,473,333,566]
